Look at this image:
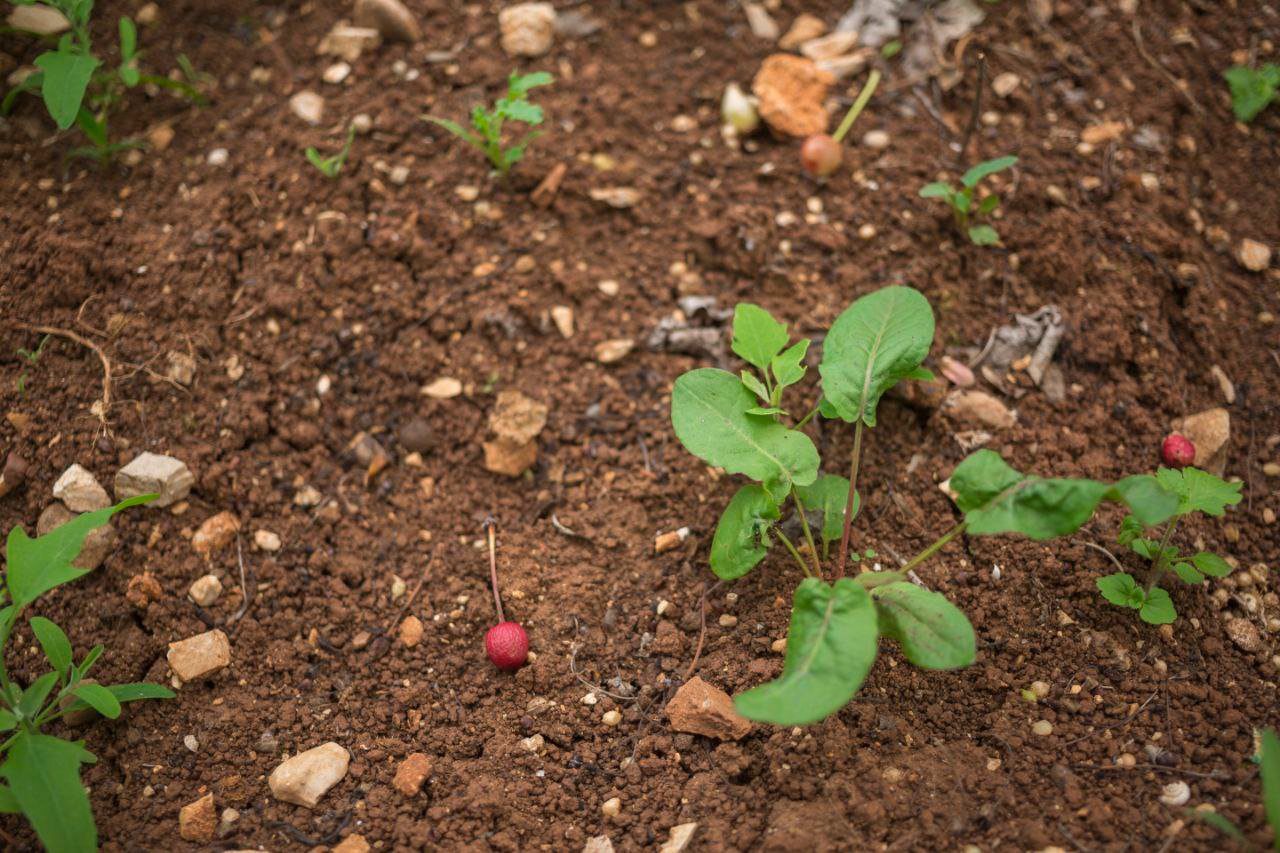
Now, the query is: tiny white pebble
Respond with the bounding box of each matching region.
[771,638,787,653]
[519,734,543,752]
[581,692,598,706]
[601,796,621,817]
[207,148,228,166]
[1032,720,1053,736]
[656,599,672,616]
[718,614,738,628]
[1030,680,1051,699]
[183,734,199,752]
[602,710,622,727]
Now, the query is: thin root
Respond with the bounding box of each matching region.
[11,322,113,436]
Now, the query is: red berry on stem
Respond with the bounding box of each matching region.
[1161,433,1195,467]
[485,621,529,671]
[800,133,842,177]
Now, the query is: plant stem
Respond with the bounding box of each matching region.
[791,491,824,578]
[776,530,813,578]
[794,403,821,430]
[832,69,882,144]
[1145,517,1180,593]
[835,420,865,578]
[901,521,968,574]
[484,518,505,622]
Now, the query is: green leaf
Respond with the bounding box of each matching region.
[770,339,810,390]
[507,70,553,96]
[106,682,175,703]
[18,671,59,719]
[1259,729,1280,848]
[1117,514,1144,546]
[1139,588,1177,624]
[1108,475,1180,527]
[0,732,98,853]
[118,17,137,60]
[0,709,16,732]
[1224,65,1279,123]
[29,616,72,677]
[977,194,1001,215]
[709,485,781,580]
[424,115,481,147]
[305,147,333,175]
[76,644,104,680]
[5,495,154,609]
[904,366,935,382]
[919,181,953,199]
[1155,467,1243,518]
[731,304,790,371]
[0,784,19,813]
[734,578,878,725]
[497,98,543,125]
[1097,572,1144,609]
[671,368,819,498]
[33,50,101,130]
[739,369,770,404]
[745,407,786,417]
[871,582,975,670]
[967,225,999,246]
[1191,552,1233,578]
[961,155,1017,188]
[795,475,856,547]
[819,286,935,427]
[72,683,121,719]
[1172,561,1204,585]
[949,450,1111,539]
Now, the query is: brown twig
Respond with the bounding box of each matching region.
[955,52,987,165]
[682,580,726,683]
[1130,17,1205,118]
[10,322,113,435]
[226,534,255,633]
[385,547,436,635]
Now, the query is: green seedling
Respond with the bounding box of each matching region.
[305,125,357,178]
[15,333,51,397]
[424,70,552,175]
[2,1,204,161]
[1225,64,1279,123]
[0,495,173,852]
[919,155,1018,246]
[669,286,1176,726]
[1098,466,1242,624]
[1190,728,1280,849]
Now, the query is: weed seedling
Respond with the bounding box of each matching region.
[425,70,553,176]
[1224,64,1279,123]
[0,495,174,852]
[2,2,204,161]
[15,333,51,397]
[305,125,357,178]
[919,155,1017,245]
[1098,465,1242,624]
[669,286,1175,725]
[482,517,528,671]
[1191,728,1280,849]
[800,69,881,178]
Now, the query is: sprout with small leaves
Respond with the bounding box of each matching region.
[919,155,1018,245]
[425,70,553,176]
[305,124,357,178]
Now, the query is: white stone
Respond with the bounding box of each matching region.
[421,377,462,399]
[1238,238,1272,272]
[7,4,70,35]
[207,148,228,167]
[323,62,351,85]
[499,3,557,57]
[115,452,194,507]
[319,24,381,61]
[254,530,282,552]
[661,823,698,853]
[53,464,110,512]
[269,742,351,808]
[595,339,634,364]
[354,0,421,42]
[188,574,224,607]
[992,72,1021,97]
[861,129,890,150]
[550,305,574,338]
[167,629,231,682]
[289,91,325,126]
[583,837,615,853]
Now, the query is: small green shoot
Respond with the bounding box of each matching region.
[1189,728,1280,849]
[305,125,357,178]
[1224,64,1279,123]
[1099,466,1242,625]
[15,333,51,397]
[919,155,1018,246]
[0,495,174,852]
[424,70,553,175]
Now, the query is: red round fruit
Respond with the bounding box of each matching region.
[1161,433,1195,467]
[485,621,529,671]
[800,133,842,177]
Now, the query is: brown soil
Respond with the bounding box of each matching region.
[2,0,1279,850]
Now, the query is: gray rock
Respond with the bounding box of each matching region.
[115,452,194,507]
[52,463,110,512]
[268,742,350,807]
[353,0,420,42]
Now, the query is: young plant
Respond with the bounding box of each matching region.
[1191,728,1280,849]
[1224,64,1279,123]
[15,333,51,397]
[1098,466,1243,625]
[0,495,173,852]
[669,286,1174,726]
[305,124,357,178]
[482,518,527,671]
[919,155,1018,246]
[2,1,203,161]
[424,70,552,175]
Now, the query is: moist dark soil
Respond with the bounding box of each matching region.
[2,0,1279,850]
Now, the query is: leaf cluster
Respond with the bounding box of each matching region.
[0,495,173,852]
[1225,64,1279,123]
[425,71,552,174]
[919,155,1017,245]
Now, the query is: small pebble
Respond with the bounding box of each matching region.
[602,710,622,727]
[770,638,786,653]
[1116,753,1137,769]
[519,734,544,752]
[1160,781,1190,807]
[718,614,738,628]
[1030,680,1051,699]
[861,129,890,149]
[184,734,200,752]
[207,148,228,166]
[1032,720,1053,736]
[581,692,598,706]
[254,530,281,552]
[601,796,622,817]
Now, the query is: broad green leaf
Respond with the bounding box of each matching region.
[731,304,790,371]
[1130,537,1174,563]
[1191,552,1233,578]
[1155,467,1242,518]
[106,682,175,703]
[1172,562,1204,585]
[29,616,72,677]
[4,495,154,608]
[18,671,59,718]
[919,181,953,199]
[72,682,121,719]
[795,475,856,547]
[0,709,16,731]
[949,450,1023,513]
[770,339,810,390]
[819,286,934,427]
[0,783,18,813]
[739,370,770,404]
[33,50,100,130]
[961,155,1017,188]
[508,70,553,96]
[1109,475,1180,527]
[949,450,1110,539]
[734,578,878,725]
[1097,572,1144,609]
[0,732,97,853]
[671,368,819,497]
[1224,65,1279,123]
[709,485,780,580]
[871,582,975,670]
[1139,588,1176,624]
[1260,729,1280,847]
[968,225,999,245]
